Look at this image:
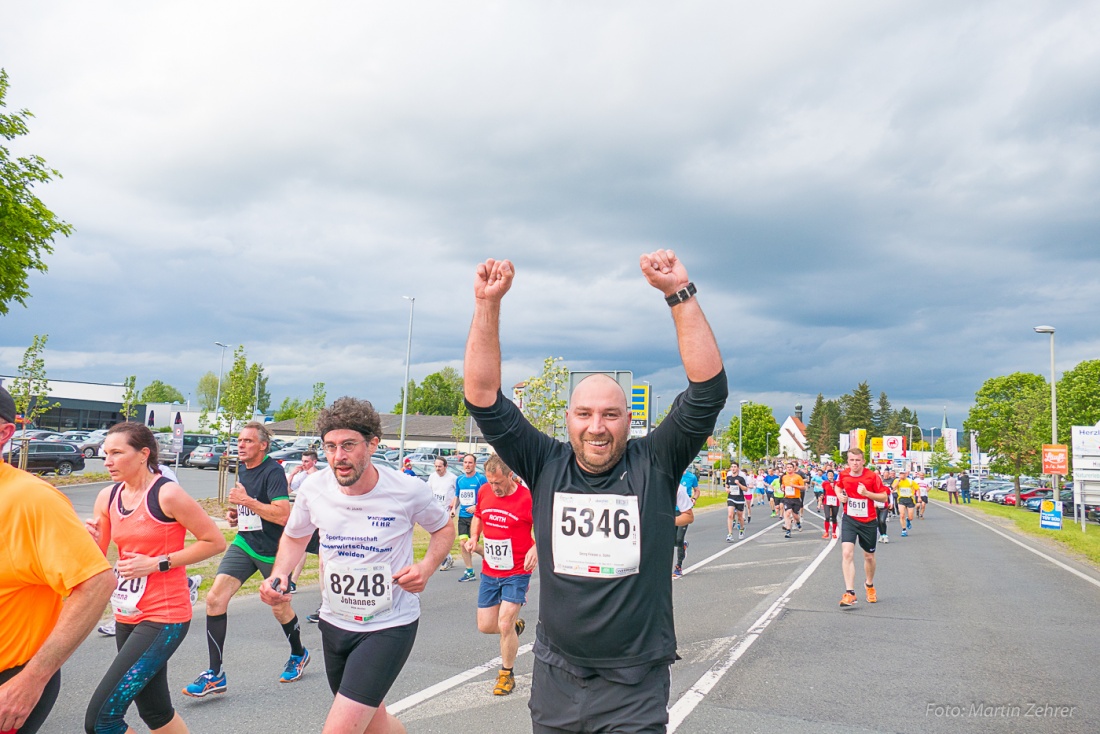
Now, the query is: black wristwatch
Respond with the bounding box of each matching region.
[665,282,697,307]
[158,555,171,573]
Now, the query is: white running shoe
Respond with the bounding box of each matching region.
[98,620,116,637]
[188,575,203,606]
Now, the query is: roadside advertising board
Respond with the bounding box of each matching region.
[1040,500,1063,530]
[1070,426,1100,531]
[1042,445,1068,476]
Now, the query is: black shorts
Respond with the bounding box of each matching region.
[458,516,472,539]
[726,498,746,509]
[216,542,273,583]
[530,658,671,734]
[898,498,915,508]
[783,498,803,513]
[841,515,878,553]
[306,529,321,555]
[318,618,418,708]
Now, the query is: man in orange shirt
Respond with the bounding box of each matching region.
[0,386,115,733]
[780,462,805,539]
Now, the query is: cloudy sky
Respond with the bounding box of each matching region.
[2,1,1097,431]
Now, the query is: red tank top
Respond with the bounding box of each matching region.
[108,477,191,624]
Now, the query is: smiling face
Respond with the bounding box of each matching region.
[566,375,630,474]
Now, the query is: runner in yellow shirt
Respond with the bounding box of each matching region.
[893,472,918,537]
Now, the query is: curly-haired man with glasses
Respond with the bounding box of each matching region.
[261,397,455,734]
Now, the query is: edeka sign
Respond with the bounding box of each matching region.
[1040,500,1063,530]
[1042,444,1069,475]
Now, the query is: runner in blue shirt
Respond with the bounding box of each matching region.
[454,454,487,582]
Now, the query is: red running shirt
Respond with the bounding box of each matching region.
[835,470,886,523]
[474,482,535,578]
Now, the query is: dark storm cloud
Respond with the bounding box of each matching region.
[1,0,1097,431]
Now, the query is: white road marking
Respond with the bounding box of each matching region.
[680,520,784,576]
[388,643,533,714]
[667,537,837,732]
[938,504,1100,590]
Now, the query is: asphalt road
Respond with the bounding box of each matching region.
[47,482,1100,733]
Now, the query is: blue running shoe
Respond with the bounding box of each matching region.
[183,669,226,698]
[280,649,310,683]
[458,569,477,583]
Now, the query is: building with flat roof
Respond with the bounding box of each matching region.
[0,376,142,432]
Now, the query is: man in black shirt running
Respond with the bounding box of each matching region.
[464,250,727,733]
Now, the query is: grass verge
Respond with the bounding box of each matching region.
[46,471,112,487]
[929,489,1100,567]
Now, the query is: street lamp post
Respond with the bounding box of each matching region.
[641,380,652,431]
[738,400,748,465]
[399,296,415,460]
[213,341,228,434]
[903,422,916,469]
[765,432,772,461]
[654,395,661,425]
[1034,326,1070,526]
[927,427,940,475]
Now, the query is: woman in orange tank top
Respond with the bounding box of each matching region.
[84,423,225,734]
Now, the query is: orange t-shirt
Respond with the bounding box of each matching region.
[0,461,111,670]
[781,473,805,499]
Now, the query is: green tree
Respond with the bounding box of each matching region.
[521,357,569,436]
[196,371,219,411]
[805,393,827,457]
[220,347,254,436]
[140,380,185,404]
[720,403,780,462]
[296,382,326,436]
[255,366,271,413]
[872,391,892,437]
[452,400,470,445]
[964,372,1048,499]
[393,367,464,416]
[840,381,875,432]
[927,438,952,475]
[121,375,138,420]
[1057,359,1100,442]
[0,70,73,316]
[274,397,302,422]
[8,334,58,470]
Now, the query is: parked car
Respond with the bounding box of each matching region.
[14,429,63,442]
[270,448,322,464]
[2,440,86,476]
[186,444,236,470]
[46,430,91,443]
[1024,490,1073,512]
[1003,487,1051,507]
[77,430,109,458]
[405,452,442,464]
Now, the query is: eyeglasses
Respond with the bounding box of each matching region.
[322,440,366,454]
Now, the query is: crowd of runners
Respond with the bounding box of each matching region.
[716,452,935,607]
[3,250,942,733]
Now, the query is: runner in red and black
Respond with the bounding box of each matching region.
[835,448,889,607]
[821,469,840,539]
[465,454,537,696]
